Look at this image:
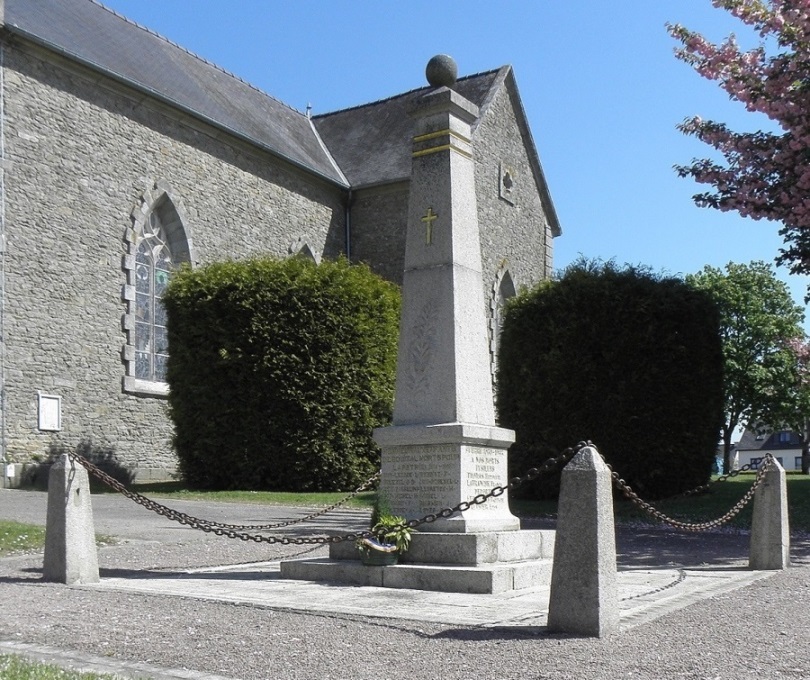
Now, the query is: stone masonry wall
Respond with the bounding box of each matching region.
[349,183,409,285]
[473,77,553,294]
[1,43,346,481]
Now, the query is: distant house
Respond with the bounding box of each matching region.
[733,428,804,471]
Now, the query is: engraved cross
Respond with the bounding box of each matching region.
[421,207,438,245]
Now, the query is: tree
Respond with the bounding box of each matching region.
[686,261,805,472]
[498,259,724,500]
[766,337,810,473]
[669,2,810,282]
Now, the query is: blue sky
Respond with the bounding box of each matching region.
[100,0,810,325]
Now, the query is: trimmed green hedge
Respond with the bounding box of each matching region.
[163,257,400,491]
[497,260,724,499]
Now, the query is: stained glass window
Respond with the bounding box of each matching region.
[134,212,173,382]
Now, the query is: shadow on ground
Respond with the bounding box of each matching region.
[520,516,810,568]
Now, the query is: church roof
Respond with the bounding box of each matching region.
[1,0,349,186]
[1,0,560,235]
[312,71,502,189]
[313,66,561,236]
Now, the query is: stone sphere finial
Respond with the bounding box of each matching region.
[426,54,458,88]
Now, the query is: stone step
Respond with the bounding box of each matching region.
[329,529,555,566]
[279,557,553,594]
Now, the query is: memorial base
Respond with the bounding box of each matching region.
[374,422,520,533]
[280,530,554,594]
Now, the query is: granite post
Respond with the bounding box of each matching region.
[373,56,518,533]
[43,454,99,584]
[749,457,790,570]
[547,446,619,637]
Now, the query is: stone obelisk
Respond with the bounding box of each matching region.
[374,55,519,533]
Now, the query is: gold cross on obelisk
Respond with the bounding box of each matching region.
[421,207,438,245]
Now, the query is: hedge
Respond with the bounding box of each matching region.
[162,256,400,491]
[497,260,724,499]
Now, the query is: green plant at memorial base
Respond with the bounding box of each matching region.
[356,512,412,565]
[372,515,412,553]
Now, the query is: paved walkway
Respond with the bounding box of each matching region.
[1,488,808,679]
[92,558,774,631]
[1,558,776,680]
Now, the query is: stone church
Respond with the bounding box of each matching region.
[0,0,560,485]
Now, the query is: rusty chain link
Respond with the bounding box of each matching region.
[66,452,379,539]
[66,441,584,545]
[69,442,773,540]
[155,472,380,532]
[605,453,774,532]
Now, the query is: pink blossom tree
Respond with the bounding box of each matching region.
[669,1,810,283]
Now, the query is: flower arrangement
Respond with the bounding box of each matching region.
[356,496,413,565]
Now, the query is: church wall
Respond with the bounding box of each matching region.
[470,80,556,386]
[349,182,409,286]
[472,80,553,297]
[1,43,346,481]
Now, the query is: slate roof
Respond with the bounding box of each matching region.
[313,67,561,235]
[736,428,803,451]
[1,0,348,186]
[1,0,561,236]
[312,70,503,188]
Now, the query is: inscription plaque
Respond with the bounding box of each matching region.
[381,443,511,520]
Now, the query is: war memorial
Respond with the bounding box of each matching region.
[41,56,791,645]
[0,1,800,675]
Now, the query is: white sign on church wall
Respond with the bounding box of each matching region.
[37,392,62,431]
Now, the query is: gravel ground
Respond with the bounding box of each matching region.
[1,490,810,680]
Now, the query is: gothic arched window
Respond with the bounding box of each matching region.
[123,183,194,396]
[135,212,172,382]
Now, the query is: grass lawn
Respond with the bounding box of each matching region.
[0,654,116,679]
[0,520,116,557]
[637,472,810,530]
[130,481,378,509]
[0,520,46,557]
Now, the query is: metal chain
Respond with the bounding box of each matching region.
[67,441,584,545]
[67,452,378,535]
[166,473,380,532]
[605,453,774,532]
[655,462,758,501]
